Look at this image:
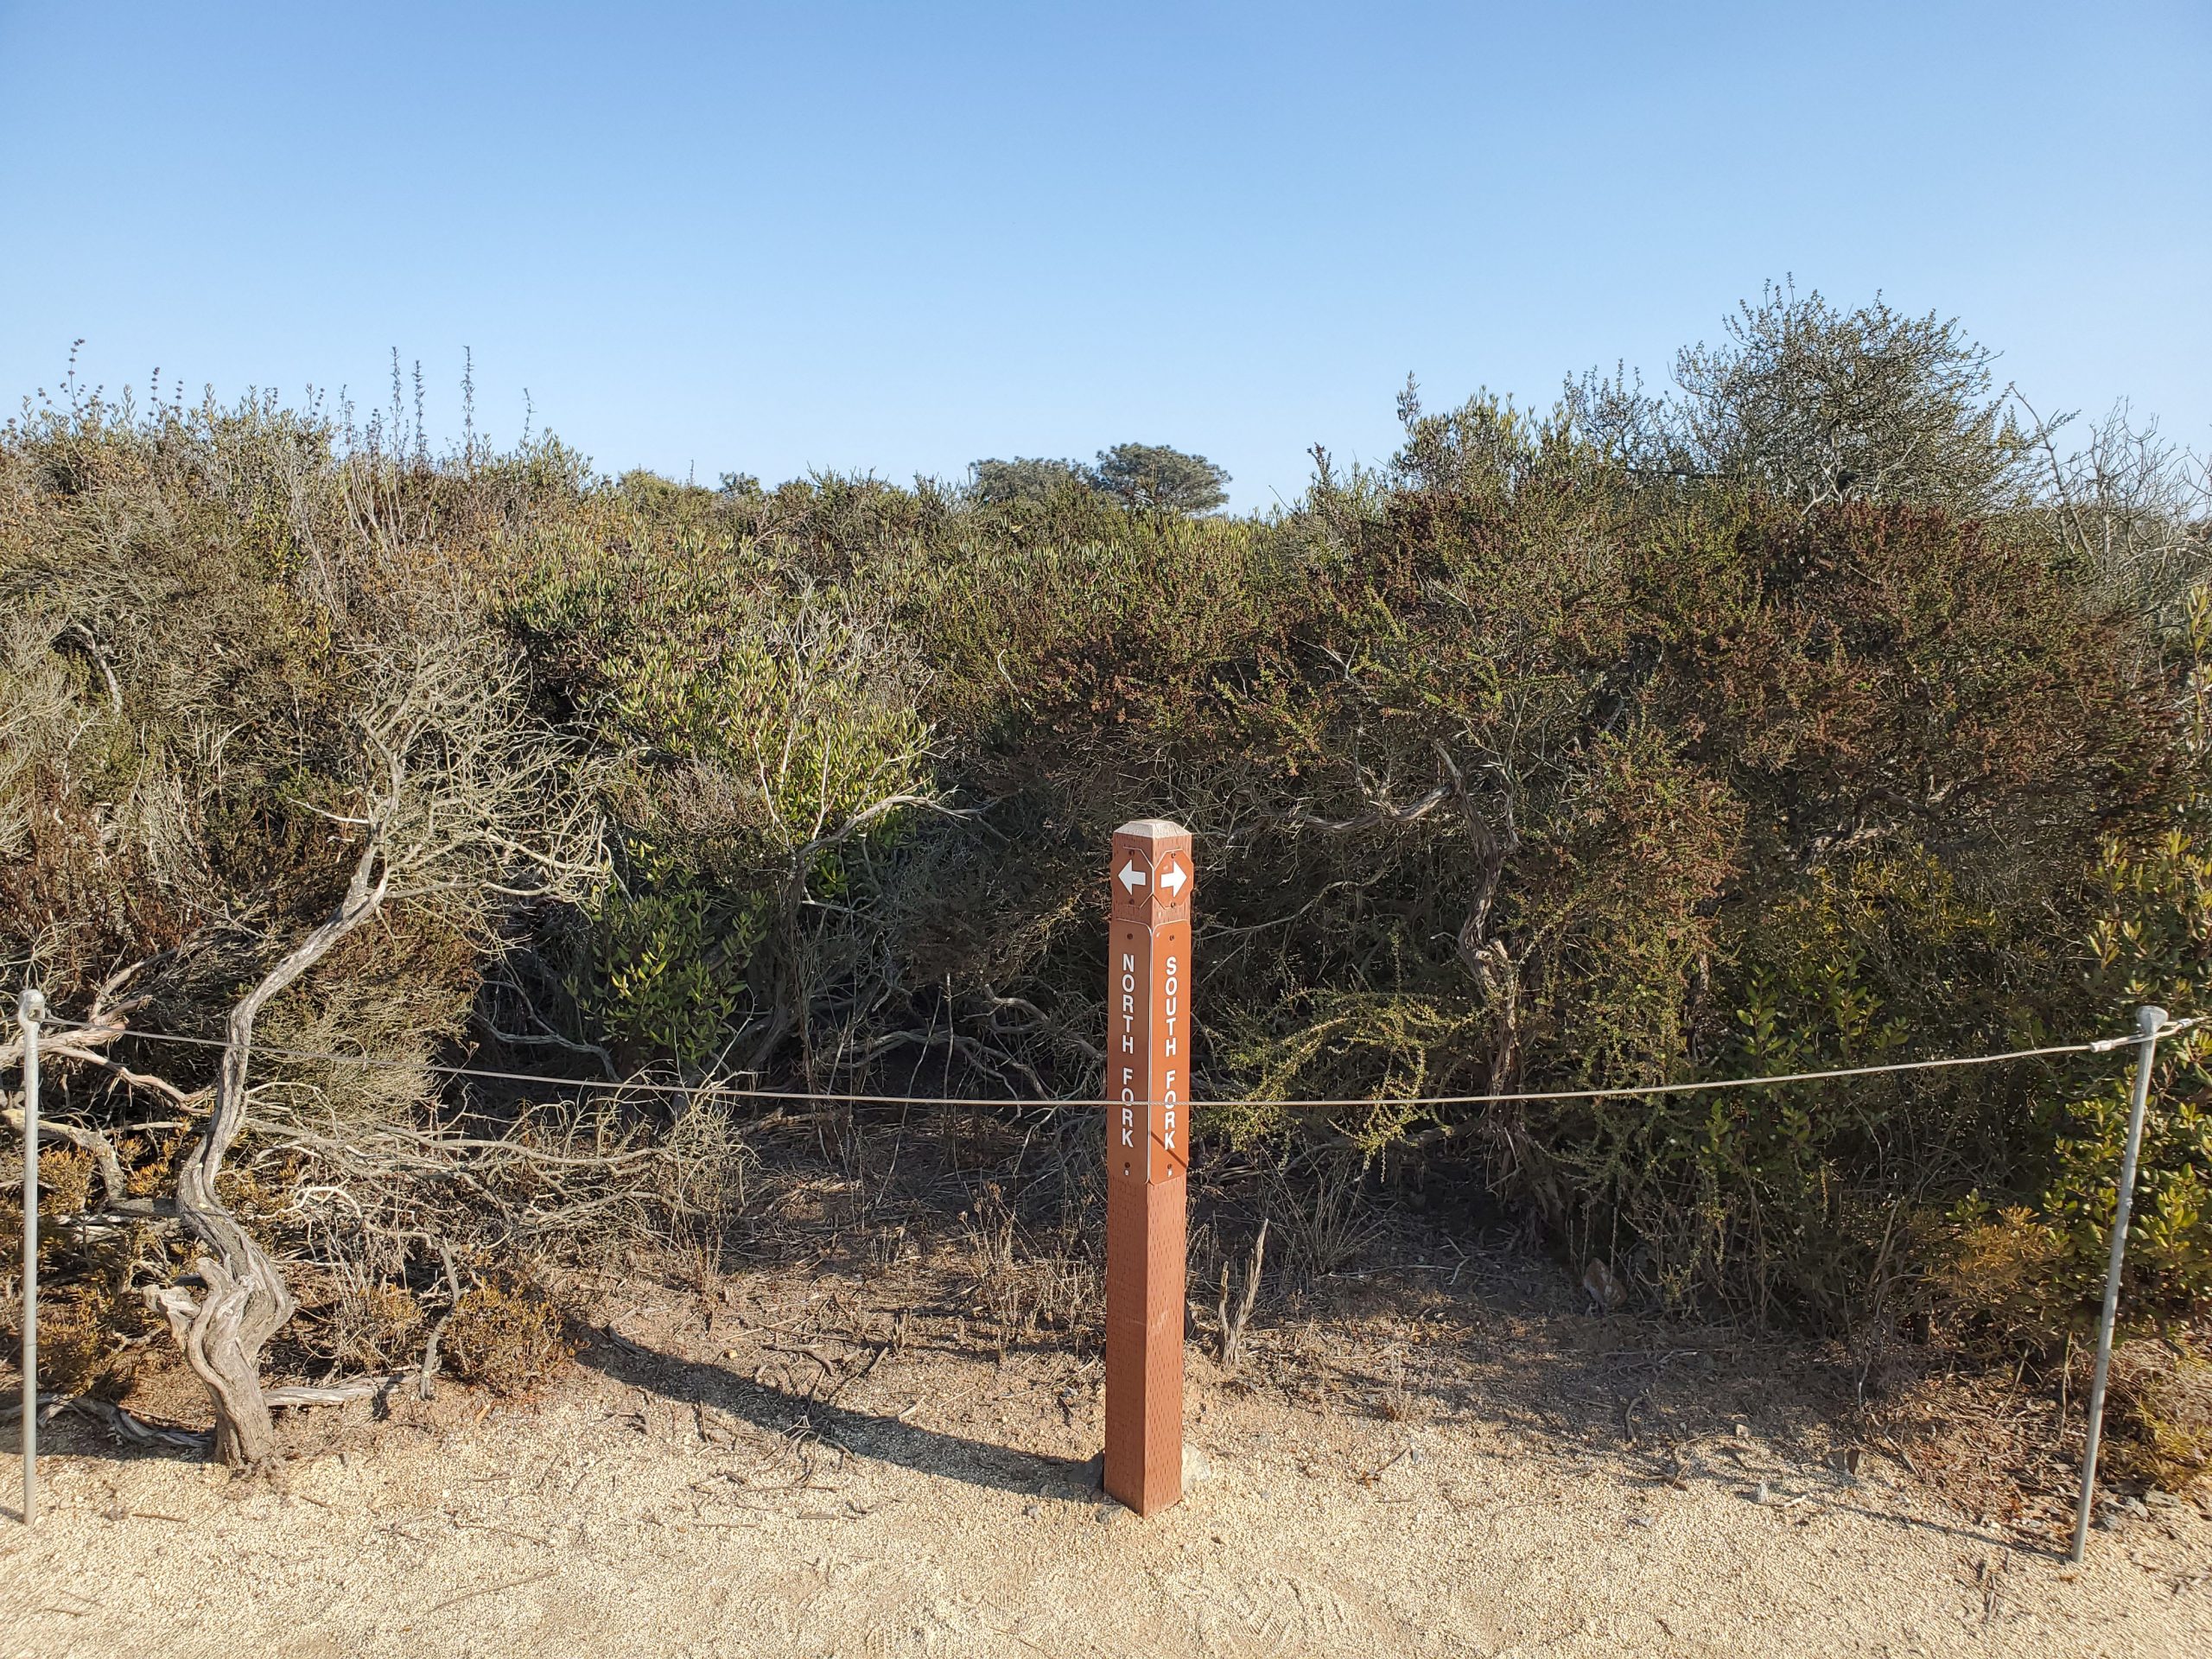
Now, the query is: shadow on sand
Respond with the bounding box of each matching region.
[576,1326,1106,1503]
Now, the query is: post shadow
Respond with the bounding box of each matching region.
[575,1326,1104,1503]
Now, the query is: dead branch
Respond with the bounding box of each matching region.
[67,1397,210,1452]
[830,1027,1049,1098]
[1437,744,1520,975]
[1285,784,1452,835]
[3,1104,129,1208]
[1217,1217,1268,1371]
[264,1373,410,1408]
[54,620,123,715]
[145,634,607,1467]
[160,825,389,1468]
[418,1243,464,1400]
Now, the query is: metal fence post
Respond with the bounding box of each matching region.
[16,986,43,1527]
[2070,1002,2165,1562]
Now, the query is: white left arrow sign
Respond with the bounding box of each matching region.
[1118,860,1147,893]
[1159,860,1188,898]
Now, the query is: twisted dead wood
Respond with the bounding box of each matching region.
[154,832,388,1468]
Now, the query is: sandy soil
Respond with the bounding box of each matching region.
[1,1249,2204,1658]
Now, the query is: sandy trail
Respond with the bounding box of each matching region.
[0,1259,2202,1658]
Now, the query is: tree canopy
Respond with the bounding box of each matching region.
[967,443,1231,515]
[1090,442,1230,514]
[968,455,1092,505]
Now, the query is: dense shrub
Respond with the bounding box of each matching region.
[3,295,2209,1410]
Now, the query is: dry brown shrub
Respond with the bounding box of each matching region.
[0,1149,166,1399]
[445,1273,575,1395]
[1932,1205,2071,1352]
[953,1185,1098,1352]
[122,1128,190,1201]
[35,1146,95,1221]
[325,1278,426,1373]
[2107,1341,2212,1492]
[27,1279,148,1399]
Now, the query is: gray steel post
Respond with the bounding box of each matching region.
[16,987,42,1527]
[2070,1003,2165,1562]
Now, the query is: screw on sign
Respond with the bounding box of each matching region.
[1103,819,1192,1516]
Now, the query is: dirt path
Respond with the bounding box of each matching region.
[1,1256,2203,1657]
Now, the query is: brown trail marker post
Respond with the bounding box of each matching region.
[1103,818,1192,1516]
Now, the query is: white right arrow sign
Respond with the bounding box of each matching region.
[1159,859,1188,898]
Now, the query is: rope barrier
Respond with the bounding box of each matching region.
[34,1014,2206,1114]
[17,999,2201,1548]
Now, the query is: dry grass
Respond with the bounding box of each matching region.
[2109,1340,2212,1491]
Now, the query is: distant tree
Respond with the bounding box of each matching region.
[968,455,1093,505]
[1662,282,2030,514]
[1091,442,1230,514]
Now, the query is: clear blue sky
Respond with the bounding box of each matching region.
[3,2,2206,510]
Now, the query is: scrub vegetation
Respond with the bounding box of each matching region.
[3,289,2209,1480]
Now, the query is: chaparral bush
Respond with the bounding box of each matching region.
[3,292,2209,1459]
